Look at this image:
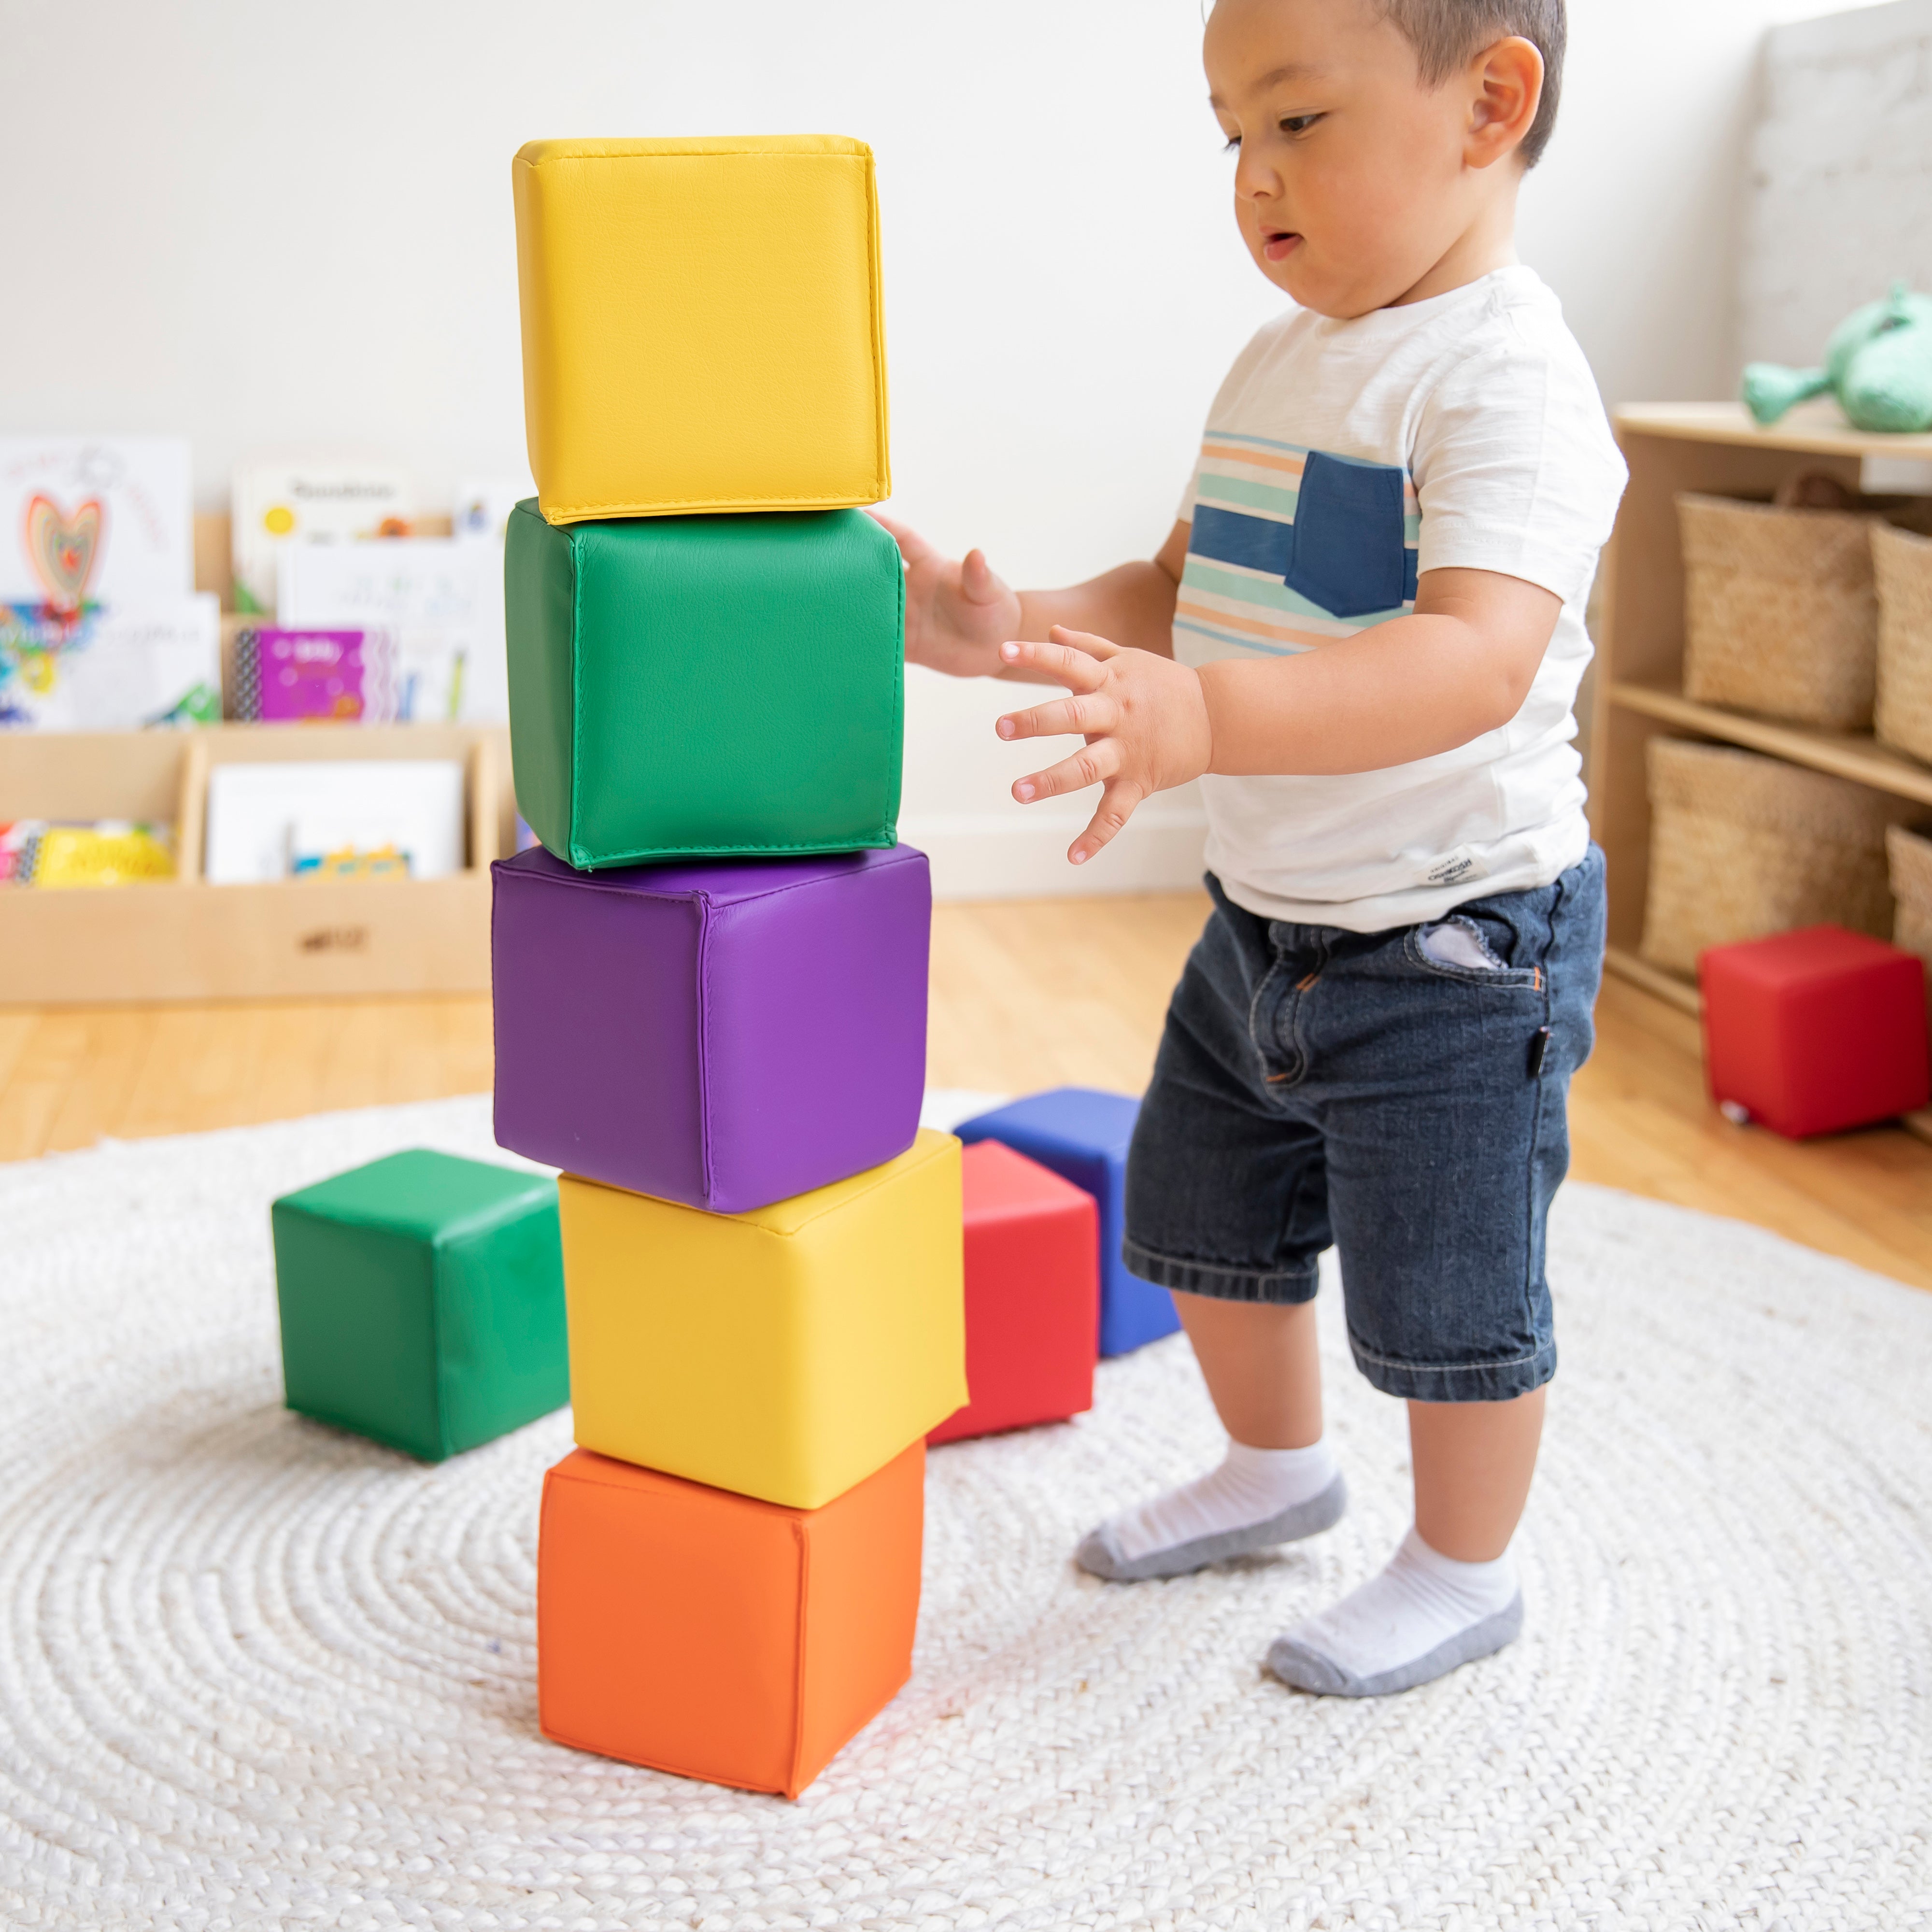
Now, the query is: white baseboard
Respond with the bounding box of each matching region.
[900,811,1209,901]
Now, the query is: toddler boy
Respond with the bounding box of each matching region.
[884,0,1624,1695]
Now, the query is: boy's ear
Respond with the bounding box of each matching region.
[1466,35,1544,170]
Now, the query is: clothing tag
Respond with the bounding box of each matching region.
[1425,848,1491,889]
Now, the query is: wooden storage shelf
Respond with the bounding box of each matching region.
[1589,402,1932,968]
[0,723,514,1005]
[1608,678,1932,808]
[1614,401,1932,463]
[1591,402,1932,1151]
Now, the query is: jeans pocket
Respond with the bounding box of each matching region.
[1406,915,1544,989]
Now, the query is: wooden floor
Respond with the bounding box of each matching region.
[3,892,1929,1292]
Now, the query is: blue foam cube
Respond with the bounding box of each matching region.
[954,1087,1179,1358]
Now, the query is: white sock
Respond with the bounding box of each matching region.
[1267,1527,1522,1697]
[1106,1437,1339,1564]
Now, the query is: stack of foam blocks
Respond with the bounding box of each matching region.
[493,136,967,1799]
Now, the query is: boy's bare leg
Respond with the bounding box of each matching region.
[1267,1387,1547,1697]
[1410,1388,1545,1562]
[1074,1292,1345,1582]
[1174,1292,1323,1449]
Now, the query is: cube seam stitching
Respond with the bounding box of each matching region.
[565,522,585,870]
[428,1239,454,1461]
[693,893,718,1211]
[570,1130,955,1239]
[543,489,890,523]
[786,1520,812,1797]
[502,844,924,910]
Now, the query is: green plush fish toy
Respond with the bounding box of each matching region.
[1743,284,1932,435]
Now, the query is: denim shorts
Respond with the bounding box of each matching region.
[1123,845,1606,1404]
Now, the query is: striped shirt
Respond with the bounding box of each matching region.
[1171,269,1626,932]
[1178,434,1420,658]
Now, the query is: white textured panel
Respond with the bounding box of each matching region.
[1741,0,1932,372]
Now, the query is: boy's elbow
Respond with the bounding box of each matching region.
[1490,665,1537,731]
[1478,633,1545,733]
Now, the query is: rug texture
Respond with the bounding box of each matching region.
[0,1095,1927,1931]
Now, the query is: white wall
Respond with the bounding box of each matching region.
[0,0,1884,895]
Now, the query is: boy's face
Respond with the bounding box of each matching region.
[1204,0,1508,318]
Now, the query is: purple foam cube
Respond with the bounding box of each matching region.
[491,843,930,1212]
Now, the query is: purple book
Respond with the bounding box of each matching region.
[491,843,931,1212]
[234,627,396,723]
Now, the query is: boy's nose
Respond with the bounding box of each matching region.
[1234,155,1280,202]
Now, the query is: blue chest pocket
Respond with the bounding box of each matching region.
[1283,451,1416,619]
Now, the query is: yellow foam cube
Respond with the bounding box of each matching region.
[559,1131,964,1510]
[511,135,890,525]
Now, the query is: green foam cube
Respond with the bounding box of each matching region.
[505,500,904,868]
[271,1148,568,1461]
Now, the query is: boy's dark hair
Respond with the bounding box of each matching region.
[1378,0,1566,168]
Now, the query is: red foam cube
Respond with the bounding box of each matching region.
[929,1139,1099,1445]
[1699,924,1930,1139]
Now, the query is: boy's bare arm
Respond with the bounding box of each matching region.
[994,568,1563,863]
[1198,568,1561,772]
[874,515,1190,685]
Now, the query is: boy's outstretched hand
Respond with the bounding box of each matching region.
[872,514,1021,680]
[995,627,1213,865]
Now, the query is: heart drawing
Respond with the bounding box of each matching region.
[25,493,105,612]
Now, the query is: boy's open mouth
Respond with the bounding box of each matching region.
[1263,230,1302,262]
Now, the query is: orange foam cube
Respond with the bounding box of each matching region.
[537,1441,924,1798]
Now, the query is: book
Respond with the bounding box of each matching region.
[232,626,400,724]
[230,455,415,616]
[454,477,533,545]
[277,539,504,724]
[202,760,465,884]
[0,819,176,887]
[0,597,220,729]
[0,437,192,610]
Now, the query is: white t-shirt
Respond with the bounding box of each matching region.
[1173,265,1627,932]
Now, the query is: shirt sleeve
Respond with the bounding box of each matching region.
[1411,325,1628,605]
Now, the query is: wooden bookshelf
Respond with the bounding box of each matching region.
[1589,402,1932,1144]
[0,724,513,1004]
[1608,680,1932,809]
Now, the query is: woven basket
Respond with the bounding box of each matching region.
[1640,737,1917,974]
[1874,522,1932,763]
[1888,823,1932,997]
[1678,493,1880,729]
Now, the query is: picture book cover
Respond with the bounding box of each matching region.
[230,455,415,615]
[232,627,400,724]
[202,760,465,885]
[0,819,176,887]
[0,597,220,729]
[0,438,193,611]
[277,539,505,724]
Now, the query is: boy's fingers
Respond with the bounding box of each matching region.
[994,693,1116,742]
[1069,778,1147,867]
[1011,738,1122,805]
[961,548,1005,605]
[1048,624,1122,659]
[998,638,1110,691]
[868,511,935,564]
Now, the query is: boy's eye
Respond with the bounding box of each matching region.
[1222,133,1241,152]
[1280,113,1324,136]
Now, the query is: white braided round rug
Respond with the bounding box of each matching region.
[1,1096,1928,1931]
